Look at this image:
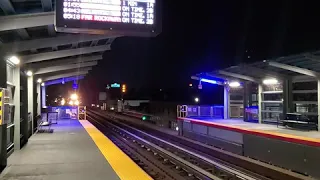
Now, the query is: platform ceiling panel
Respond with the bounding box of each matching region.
[195,50,320,82]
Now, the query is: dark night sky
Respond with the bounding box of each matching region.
[52,1,320,104]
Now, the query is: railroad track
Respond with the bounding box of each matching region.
[87,110,263,180]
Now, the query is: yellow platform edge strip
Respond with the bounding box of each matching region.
[79,120,153,180]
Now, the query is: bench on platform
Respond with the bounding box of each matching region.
[280,113,318,131]
[36,114,54,133]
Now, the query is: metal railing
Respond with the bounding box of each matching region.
[177,105,224,119]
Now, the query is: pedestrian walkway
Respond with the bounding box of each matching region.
[0,119,151,180]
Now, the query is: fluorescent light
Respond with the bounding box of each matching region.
[37,78,42,83]
[263,78,278,85]
[8,56,20,65]
[41,83,45,86]
[200,78,217,84]
[26,70,33,76]
[194,97,199,103]
[229,81,241,87]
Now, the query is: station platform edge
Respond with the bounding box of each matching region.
[79,120,152,180]
[178,117,320,147]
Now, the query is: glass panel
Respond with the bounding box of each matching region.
[293,82,317,90]
[293,93,317,101]
[295,104,317,113]
[7,126,14,147]
[262,102,283,111]
[230,94,243,101]
[263,84,283,91]
[264,94,283,101]
[262,112,280,122]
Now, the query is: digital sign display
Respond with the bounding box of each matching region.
[55,0,161,36]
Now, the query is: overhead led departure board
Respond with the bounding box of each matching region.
[55,0,161,36]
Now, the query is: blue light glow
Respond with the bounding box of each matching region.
[200,78,218,84]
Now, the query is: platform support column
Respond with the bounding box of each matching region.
[28,76,34,133]
[36,83,41,116]
[41,85,46,108]
[243,82,249,121]
[318,80,320,131]
[13,66,21,150]
[258,84,263,124]
[0,56,7,168]
[224,86,229,119]
[283,79,293,116]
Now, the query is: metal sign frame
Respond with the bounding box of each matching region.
[78,106,87,120]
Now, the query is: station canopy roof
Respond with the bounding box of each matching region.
[193,50,320,84]
[0,0,117,86]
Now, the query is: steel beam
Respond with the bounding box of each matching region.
[41,0,52,11]
[292,75,316,82]
[0,0,31,40]
[241,64,289,80]
[44,76,85,86]
[191,76,200,81]
[218,70,259,83]
[0,0,15,15]
[43,71,88,81]
[15,29,30,40]
[268,61,320,77]
[22,45,110,64]
[90,40,99,46]
[47,25,56,36]
[0,12,54,31]
[0,34,115,54]
[28,55,102,69]
[206,72,240,82]
[34,61,97,75]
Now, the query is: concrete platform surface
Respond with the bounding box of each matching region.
[194,118,320,139]
[180,117,320,146]
[0,119,120,180]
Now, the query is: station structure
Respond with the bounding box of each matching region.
[0,1,117,168]
[190,50,320,129]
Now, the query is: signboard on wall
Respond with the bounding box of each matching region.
[55,0,162,36]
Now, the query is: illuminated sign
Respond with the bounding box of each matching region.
[111,83,121,88]
[55,0,162,36]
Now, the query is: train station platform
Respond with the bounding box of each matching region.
[178,117,320,147]
[0,119,151,180]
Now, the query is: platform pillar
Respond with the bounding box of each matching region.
[36,83,41,116]
[41,85,46,108]
[318,80,320,131]
[13,67,21,150]
[28,76,34,133]
[224,86,229,119]
[0,56,7,169]
[243,82,249,121]
[258,84,263,124]
[283,79,293,117]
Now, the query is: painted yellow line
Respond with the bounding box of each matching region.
[79,120,153,180]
